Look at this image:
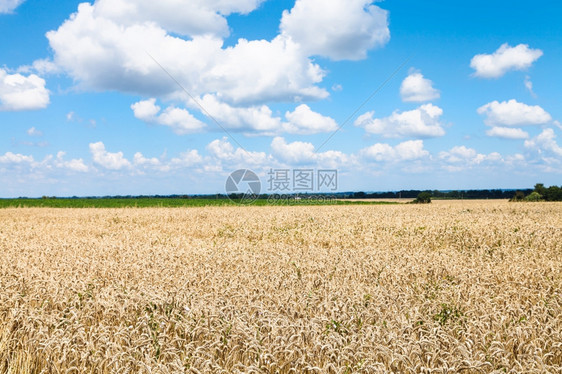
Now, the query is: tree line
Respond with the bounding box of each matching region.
[510,184,562,202]
[344,189,532,200]
[22,184,562,201]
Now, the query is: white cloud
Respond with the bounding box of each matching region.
[197,95,282,133]
[29,59,60,75]
[89,142,131,170]
[394,140,430,161]
[131,98,205,135]
[270,137,348,167]
[132,152,172,173]
[0,151,34,164]
[314,150,350,169]
[206,36,328,105]
[470,43,543,78]
[271,137,315,164]
[524,128,562,157]
[332,84,343,92]
[189,96,338,135]
[0,0,25,14]
[283,104,338,134]
[361,140,429,162]
[46,3,327,106]
[504,153,526,166]
[54,151,89,172]
[439,146,502,168]
[17,59,61,75]
[0,69,50,111]
[93,0,265,38]
[477,99,551,126]
[207,138,236,159]
[206,138,269,166]
[131,99,160,119]
[439,146,478,163]
[360,143,393,162]
[524,75,536,98]
[400,70,439,102]
[280,0,390,60]
[133,152,161,167]
[486,126,529,140]
[27,127,43,137]
[486,152,503,162]
[355,104,446,138]
[170,150,203,168]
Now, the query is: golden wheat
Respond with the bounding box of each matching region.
[0,201,561,373]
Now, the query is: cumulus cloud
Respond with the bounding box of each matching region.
[360,140,429,162]
[170,150,203,168]
[45,2,327,106]
[280,0,390,60]
[54,151,88,172]
[197,95,283,134]
[0,69,49,111]
[470,43,543,78]
[143,96,339,135]
[439,146,502,169]
[26,127,43,137]
[89,142,131,170]
[477,99,551,126]
[132,152,174,173]
[131,98,205,134]
[0,151,34,164]
[271,137,316,164]
[207,137,269,167]
[524,128,562,157]
[270,137,348,167]
[133,152,161,167]
[355,104,446,138]
[92,0,266,38]
[486,126,529,140]
[0,0,25,14]
[439,146,479,163]
[283,104,338,134]
[400,70,439,102]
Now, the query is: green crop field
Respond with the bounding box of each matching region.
[0,198,397,208]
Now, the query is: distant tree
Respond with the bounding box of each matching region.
[544,186,562,201]
[510,190,526,202]
[524,192,542,202]
[534,183,547,197]
[413,192,432,204]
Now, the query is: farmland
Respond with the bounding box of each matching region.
[0,198,395,209]
[0,201,561,372]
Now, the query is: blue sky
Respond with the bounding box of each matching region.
[1,0,561,197]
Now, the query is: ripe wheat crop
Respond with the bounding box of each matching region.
[0,201,561,373]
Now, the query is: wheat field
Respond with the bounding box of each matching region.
[0,201,561,373]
